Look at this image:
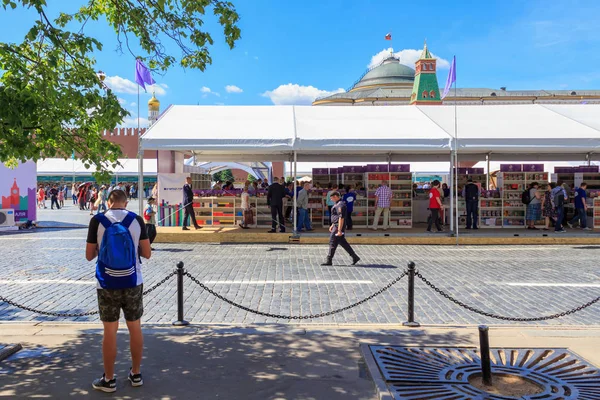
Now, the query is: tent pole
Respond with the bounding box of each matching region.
[454,79,459,245]
[293,151,297,234]
[486,153,490,189]
[137,84,144,216]
[449,148,454,232]
[138,134,144,215]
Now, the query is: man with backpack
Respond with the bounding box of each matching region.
[462,179,479,229]
[86,189,151,392]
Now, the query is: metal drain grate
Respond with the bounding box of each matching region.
[367,346,600,399]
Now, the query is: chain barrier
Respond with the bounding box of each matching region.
[416,271,600,322]
[0,272,177,318]
[184,271,408,320]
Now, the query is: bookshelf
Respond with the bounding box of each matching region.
[252,196,271,228]
[389,166,412,228]
[192,197,214,226]
[351,192,369,228]
[499,169,526,228]
[480,190,503,228]
[594,198,600,230]
[308,190,325,227]
[212,198,236,226]
[366,164,389,227]
[312,168,338,190]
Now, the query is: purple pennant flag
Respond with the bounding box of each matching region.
[135,59,155,92]
[442,56,456,99]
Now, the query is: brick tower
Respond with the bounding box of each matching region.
[410,41,442,105]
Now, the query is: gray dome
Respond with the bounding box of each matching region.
[353,57,415,90]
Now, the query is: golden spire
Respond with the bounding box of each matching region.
[148,90,160,111]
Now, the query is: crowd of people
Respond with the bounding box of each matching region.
[435,178,592,233]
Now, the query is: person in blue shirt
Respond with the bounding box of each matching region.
[568,182,590,230]
[284,182,294,221]
[342,185,357,230]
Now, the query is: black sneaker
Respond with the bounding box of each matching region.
[92,374,116,393]
[128,368,143,387]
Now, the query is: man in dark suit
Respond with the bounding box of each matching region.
[267,177,286,233]
[182,177,201,231]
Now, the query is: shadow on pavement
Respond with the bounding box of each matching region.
[0,327,468,399]
[152,248,193,253]
[339,264,398,269]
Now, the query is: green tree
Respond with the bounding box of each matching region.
[247,174,256,183]
[212,169,234,183]
[1,0,241,179]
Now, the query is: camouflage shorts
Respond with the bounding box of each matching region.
[97,284,144,322]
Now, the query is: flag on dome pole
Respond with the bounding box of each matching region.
[385,32,392,40]
[135,59,155,92]
[442,56,456,99]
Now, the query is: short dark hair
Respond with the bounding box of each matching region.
[530,181,538,188]
[432,180,440,187]
[345,185,351,192]
[467,179,473,183]
[549,182,556,189]
[581,182,588,187]
[330,191,341,198]
[328,182,333,189]
[108,189,127,203]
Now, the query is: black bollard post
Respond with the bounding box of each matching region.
[172,261,189,326]
[479,325,493,386]
[402,261,420,327]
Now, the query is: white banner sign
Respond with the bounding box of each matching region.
[158,173,187,205]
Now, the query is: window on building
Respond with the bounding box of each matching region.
[422,63,428,71]
[422,91,428,98]
[430,90,435,97]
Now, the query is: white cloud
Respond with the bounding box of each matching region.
[254,56,259,60]
[149,83,167,96]
[225,85,243,93]
[130,102,137,107]
[262,84,345,105]
[200,86,220,98]
[368,48,451,69]
[120,116,150,128]
[104,76,167,96]
[118,97,126,105]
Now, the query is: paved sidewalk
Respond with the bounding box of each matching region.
[0,324,599,399]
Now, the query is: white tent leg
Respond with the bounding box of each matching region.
[293,152,297,233]
[138,140,144,216]
[486,154,490,189]
[449,151,454,232]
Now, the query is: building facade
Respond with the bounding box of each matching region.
[313,42,600,106]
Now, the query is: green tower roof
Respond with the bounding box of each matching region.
[420,41,433,59]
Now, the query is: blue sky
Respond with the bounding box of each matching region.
[1,0,599,127]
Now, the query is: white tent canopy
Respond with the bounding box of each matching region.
[140,104,600,162]
[37,158,157,176]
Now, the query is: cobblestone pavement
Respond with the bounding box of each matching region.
[1,206,599,326]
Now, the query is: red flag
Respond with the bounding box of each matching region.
[385,33,392,40]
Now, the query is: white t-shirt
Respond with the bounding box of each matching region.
[87,209,147,289]
[241,192,250,210]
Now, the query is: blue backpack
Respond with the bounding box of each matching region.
[95,212,138,289]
